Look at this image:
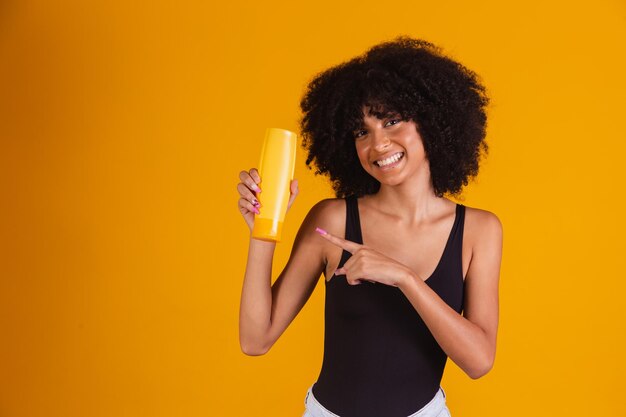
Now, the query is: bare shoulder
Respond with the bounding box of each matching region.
[463,205,503,287]
[296,198,346,268]
[301,197,346,237]
[463,205,503,246]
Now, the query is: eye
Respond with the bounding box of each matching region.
[354,129,367,139]
[385,118,401,127]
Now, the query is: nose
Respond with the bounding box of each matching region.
[372,129,391,152]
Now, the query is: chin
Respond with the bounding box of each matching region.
[371,173,406,187]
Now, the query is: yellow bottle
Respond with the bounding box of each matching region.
[251,128,297,242]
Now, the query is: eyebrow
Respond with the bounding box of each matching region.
[364,107,399,118]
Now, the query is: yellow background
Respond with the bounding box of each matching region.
[1,0,625,416]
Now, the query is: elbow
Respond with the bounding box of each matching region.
[239,323,273,356]
[467,355,495,380]
[240,344,269,356]
[239,338,271,356]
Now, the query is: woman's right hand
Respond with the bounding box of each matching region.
[237,168,262,231]
[237,168,299,232]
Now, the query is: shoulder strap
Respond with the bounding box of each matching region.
[451,204,465,249]
[440,203,466,282]
[336,196,362,270]
[345,195,363,245]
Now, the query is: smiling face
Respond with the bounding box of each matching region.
[353,107,430,187]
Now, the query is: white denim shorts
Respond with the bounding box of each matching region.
[302,385,451,417]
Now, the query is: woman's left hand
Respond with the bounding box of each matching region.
[315,227,412,287]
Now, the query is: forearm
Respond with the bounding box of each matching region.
[399,270,495,379]
[238,237,276,355]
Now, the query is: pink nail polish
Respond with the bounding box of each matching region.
[315,227,327,235]
[253,207,260,214]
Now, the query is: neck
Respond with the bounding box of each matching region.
[365,170,447,225]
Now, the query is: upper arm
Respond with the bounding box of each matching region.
[265,198,344,348]
[463,209,503,362]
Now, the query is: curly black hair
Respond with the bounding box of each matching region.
[299,36,490,199]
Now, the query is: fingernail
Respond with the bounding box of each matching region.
[315,227,327,235]
[252,199,260,207]
[252,184,261,193]
[253,207,260,214]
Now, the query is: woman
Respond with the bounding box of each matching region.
[237,37,502,417]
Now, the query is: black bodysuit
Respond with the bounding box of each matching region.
[312,196,466,417]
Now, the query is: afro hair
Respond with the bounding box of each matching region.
[299,36,490,199]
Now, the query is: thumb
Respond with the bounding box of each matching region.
[287,179,299,210]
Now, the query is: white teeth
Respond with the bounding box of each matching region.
[376,152,403,167]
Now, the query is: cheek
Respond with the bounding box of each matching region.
[354,143,368,164]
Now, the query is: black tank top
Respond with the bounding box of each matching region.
[312,196,465,417]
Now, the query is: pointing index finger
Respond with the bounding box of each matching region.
[315,227,361,254]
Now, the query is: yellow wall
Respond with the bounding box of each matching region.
[1,0,625,416]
